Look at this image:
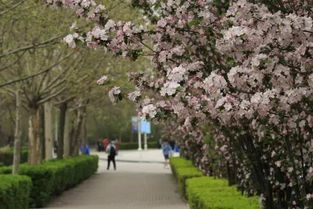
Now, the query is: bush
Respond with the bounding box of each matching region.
[176,167,203,197]
[0,175,32,209]
[170,158,260,209]
[169,157,193,177]
[169,157,202,197]
[0,155,98,208]
[0,147,28,166]
[119,142,159,150]
[43,155,98,195]
[186,177,260,209]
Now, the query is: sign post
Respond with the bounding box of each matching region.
[132,117,151,151]
[140,120,151,150]
[137,117,142,151]
[144,133,147,150]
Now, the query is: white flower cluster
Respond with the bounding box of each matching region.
[63,33,84,48]
[127,90,141,101]
[142,104,157,118]
[108,86,121,103]
[96,75,108,85]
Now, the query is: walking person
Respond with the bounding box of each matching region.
[161,140,172,168]
[106,140,117,170]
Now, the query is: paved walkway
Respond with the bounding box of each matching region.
[45,149,189,209]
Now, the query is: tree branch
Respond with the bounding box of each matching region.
[0,0,28,16]
[38,86,67,105]
[0,35,63,58]
[0,54,24,72]
[0,52,75,88]
[54,95,76,105]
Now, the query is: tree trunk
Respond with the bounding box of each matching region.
[57,103,67,159]
[81,112,87,145]
[54,108,58,158]
[70,106,85,156]
[63,109,71,157]
[226,161,237,186]
[44,102,53,160]
[39,106,45,160]
[12,88,22,174]
[28,107,43,165]
[242,134,274,209]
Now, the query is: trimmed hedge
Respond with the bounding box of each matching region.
[176,167,203,197]
[169,157,193,178]
[0,155,98,208]
[119,142,159,150]
[169,157,203,197]
[186,177,260,209]
[0,147,28,166]
[0,175,32,209]
[170,158,261,209]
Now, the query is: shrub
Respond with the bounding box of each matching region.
[43,155,98,195]
[0,175,32,209]
[0,147,28,166]
[170,158,260,209]
[186,176,228,188]
[176,167,203,197]
[0,155,98,208]
[169,157,193,177]
[186,177,260,209]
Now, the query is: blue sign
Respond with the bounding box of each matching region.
[140,120,151,134]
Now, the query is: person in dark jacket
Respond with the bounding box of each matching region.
[106,141,117,170]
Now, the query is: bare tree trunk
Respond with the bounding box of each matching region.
[57,103,67,159]
[54,108,58,158]
[70,106,85,156]
[39,106,45,160]
[63,109,71,157]
[44,102,53,160]
[12,88,22,174]
[81,112,87,145]
[28,108,43,165]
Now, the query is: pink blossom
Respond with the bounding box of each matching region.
[108,86,121,103]
[127,90,141,101]
[96,75,108,85]
[142,104,157,118]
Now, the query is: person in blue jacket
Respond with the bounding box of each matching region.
[161,140,172,168]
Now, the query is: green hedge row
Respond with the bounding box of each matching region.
[0,155,98,208]
[177,167,203,197]
[169,157,193,178]
[169,157,203,197]
[170,157,260,209]
[0,147,28,166]
[0,175,32,209]
[186,177,260,209]
[119,141,159,150]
